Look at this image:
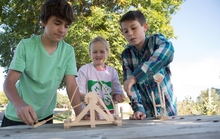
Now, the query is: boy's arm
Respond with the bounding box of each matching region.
[132,34,174,84]
[3,70,38,125]
[65,75,82,116]
[122,55,146,114]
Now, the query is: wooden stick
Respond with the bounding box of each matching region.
[70,86,79,104]
[97,78,115,110]
[151,91,158,119]
[34,80,80,128]
[33,102,83,128]
[68,85,79,116]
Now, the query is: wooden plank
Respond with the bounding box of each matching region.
[1,115,220,139]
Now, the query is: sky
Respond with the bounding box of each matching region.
[170,0,220,101]
[0,0,220,101]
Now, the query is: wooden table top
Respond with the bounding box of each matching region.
[1,115,220,139]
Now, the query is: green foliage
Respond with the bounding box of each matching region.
[177,96,199,116]
[0,0,43,74]
[56,92,69,108]
[53,111,72,122]
[0,91,9,105]
[196,88,220,115]
[68,6,126,82]
[0,0,184,87]
[177,88,220,116]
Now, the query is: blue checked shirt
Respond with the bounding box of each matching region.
[122,34,177,117]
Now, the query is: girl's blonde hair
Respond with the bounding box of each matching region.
[89,36,110,54]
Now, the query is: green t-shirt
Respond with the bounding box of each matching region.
[5,35,77,122]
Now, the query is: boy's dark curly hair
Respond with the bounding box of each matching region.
[40,0,76,25]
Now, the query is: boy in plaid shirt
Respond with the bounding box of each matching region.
[119,10,177,120]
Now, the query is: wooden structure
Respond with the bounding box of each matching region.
[33,102,83,128]
[32,78,123,129]
[152,73,168,120]
[63,92,122,129]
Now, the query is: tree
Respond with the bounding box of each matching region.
[0,91,9,105]
[177,96,199,116]
[0,0,43,74]
[196,88,220,115]
[177,88,220,116]
[0,0,184,86]
[56,92,69,108]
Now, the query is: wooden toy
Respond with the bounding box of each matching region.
[33,79,123,129]
[152,73,168,120]
[63,92,122,129]
[33,102,83,128]
[33,86,81,128]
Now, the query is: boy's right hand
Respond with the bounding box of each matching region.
[15,102,38,126]
[124,75,137,96]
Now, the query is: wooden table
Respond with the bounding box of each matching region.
[1,115,220,139]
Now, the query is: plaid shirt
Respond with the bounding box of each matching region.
[122,34,177,117]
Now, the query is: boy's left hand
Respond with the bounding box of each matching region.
[129,111,146,120]
[113,94,126,103]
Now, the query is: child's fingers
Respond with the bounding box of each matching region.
[114,94,125,102]
[119,94,126,102]
[140,113,146,120]
[129,114,137,120]
[29,108,38,124]
[97,101,104,109]
[95,111,100,120]
[121,94,126,100]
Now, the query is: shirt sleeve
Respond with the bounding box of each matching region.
[132,34,174,84]
[65,47,77,76]
[9,40,26,72]
[111,67,124,95]
[76,66,88,94]
[122,55,146,114]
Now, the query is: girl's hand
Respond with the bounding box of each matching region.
[83,112,100,120]
[80,93,85,102]
[113,94,126,103]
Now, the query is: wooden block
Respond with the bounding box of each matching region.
[64,118,71,129]
[120,106,123,119]
[161,116,169,120]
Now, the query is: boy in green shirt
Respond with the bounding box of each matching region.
[1,0,82,127]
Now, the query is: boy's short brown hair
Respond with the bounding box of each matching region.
[40,0,76,24]
[119,10,146,26]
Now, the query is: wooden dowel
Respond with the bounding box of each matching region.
[98,79,115,110]
[33,102,83,128]
[70,86,79,104]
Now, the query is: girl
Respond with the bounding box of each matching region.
[77,36,125,119]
